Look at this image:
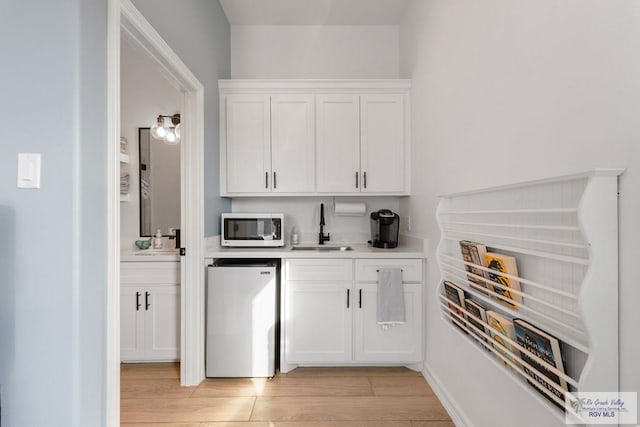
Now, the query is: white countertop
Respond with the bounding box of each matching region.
[204,234,427,259]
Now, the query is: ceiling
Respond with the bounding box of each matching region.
[219,0,411,25]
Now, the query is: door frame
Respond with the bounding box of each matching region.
[107,0,206,424]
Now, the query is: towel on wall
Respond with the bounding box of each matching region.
[377,268,405,328]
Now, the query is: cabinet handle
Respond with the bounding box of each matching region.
[355,172,359,189]
[136,292,141,311]
[265,172,268,189]
[347,289,350,308]
[363,172,367,189]
[145,291,150,310]
[273,171,277,189]
[359,289,362,308]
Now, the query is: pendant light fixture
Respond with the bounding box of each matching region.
[150,113,181,144]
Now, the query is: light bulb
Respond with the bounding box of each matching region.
[150,116,167,139]
[165,128,177,144]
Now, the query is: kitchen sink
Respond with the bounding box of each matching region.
[290,245,353,251]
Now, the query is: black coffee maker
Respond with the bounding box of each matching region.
[369,209,400,248]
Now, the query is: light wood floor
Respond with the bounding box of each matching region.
[121,363,454,426]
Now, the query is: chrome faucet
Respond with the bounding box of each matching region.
[318,203,330,245]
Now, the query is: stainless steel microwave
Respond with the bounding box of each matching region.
[221,213,284,247]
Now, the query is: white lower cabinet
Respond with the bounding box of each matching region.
[283,258,423,369]
[354,282,422,362]
[285,282,352,362]
[121,261,180,362]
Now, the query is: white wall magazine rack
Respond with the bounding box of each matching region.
[436,169,623,422]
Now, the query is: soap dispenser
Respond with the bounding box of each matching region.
[153,229,163,249]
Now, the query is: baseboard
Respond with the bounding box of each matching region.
[422,361,474,427]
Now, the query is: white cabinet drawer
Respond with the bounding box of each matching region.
[286,259,352,281]
[354,259,422,282]
[121,262,180,285]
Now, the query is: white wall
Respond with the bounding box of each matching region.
[133,0,232,236]
[0,0,108,425]
[232,197,401,244]
[231,25,399,78]
[399,1,640,426]
[120,38,182,249]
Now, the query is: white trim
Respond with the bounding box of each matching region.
[179,88,206,385]
[106,1,121,426]
[107,0,206,424]
[218,79,412,91]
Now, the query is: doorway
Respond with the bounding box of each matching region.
[108,0,206,424]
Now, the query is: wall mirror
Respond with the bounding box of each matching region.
[139,128,181,237]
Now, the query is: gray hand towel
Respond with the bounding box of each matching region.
[377,268,405,327]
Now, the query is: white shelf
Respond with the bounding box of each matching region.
[120,152,130,164]
[436,169,622,421]
[120,193,130,203]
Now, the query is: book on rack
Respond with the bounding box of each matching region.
[459,240,489,294]
[443,281,467,334]
[484,252,523,310]
[486,310,518,369]
[464,298,488,345]
[514,319,568,408]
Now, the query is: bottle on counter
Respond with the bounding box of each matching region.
[153,229,163,249]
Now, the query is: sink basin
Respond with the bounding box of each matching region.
[291,245,353,251]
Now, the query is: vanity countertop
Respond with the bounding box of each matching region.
[121,249,180,262]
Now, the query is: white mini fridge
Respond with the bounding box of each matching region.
[206,260,277,377]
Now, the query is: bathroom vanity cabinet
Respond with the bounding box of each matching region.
[120,260,180,362]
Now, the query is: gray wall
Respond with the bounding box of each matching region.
[132,0,232,235]
[0,0,108,425]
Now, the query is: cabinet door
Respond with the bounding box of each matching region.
[225,94,271,193]
[316,95,361,193]
[144,285,180,361]
[271,95,316,193]
[360,94,405,193]
[285,281,353,363]
[120,286,145,361]
[354,282,422,362]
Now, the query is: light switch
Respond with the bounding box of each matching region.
[17,153,41,189]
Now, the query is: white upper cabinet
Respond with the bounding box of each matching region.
[316,94,361,193]
[360,94,405,193]
[316,93,407,194]
[225,94,271,193]
[271,95,316,193]
[220,80,410,196]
